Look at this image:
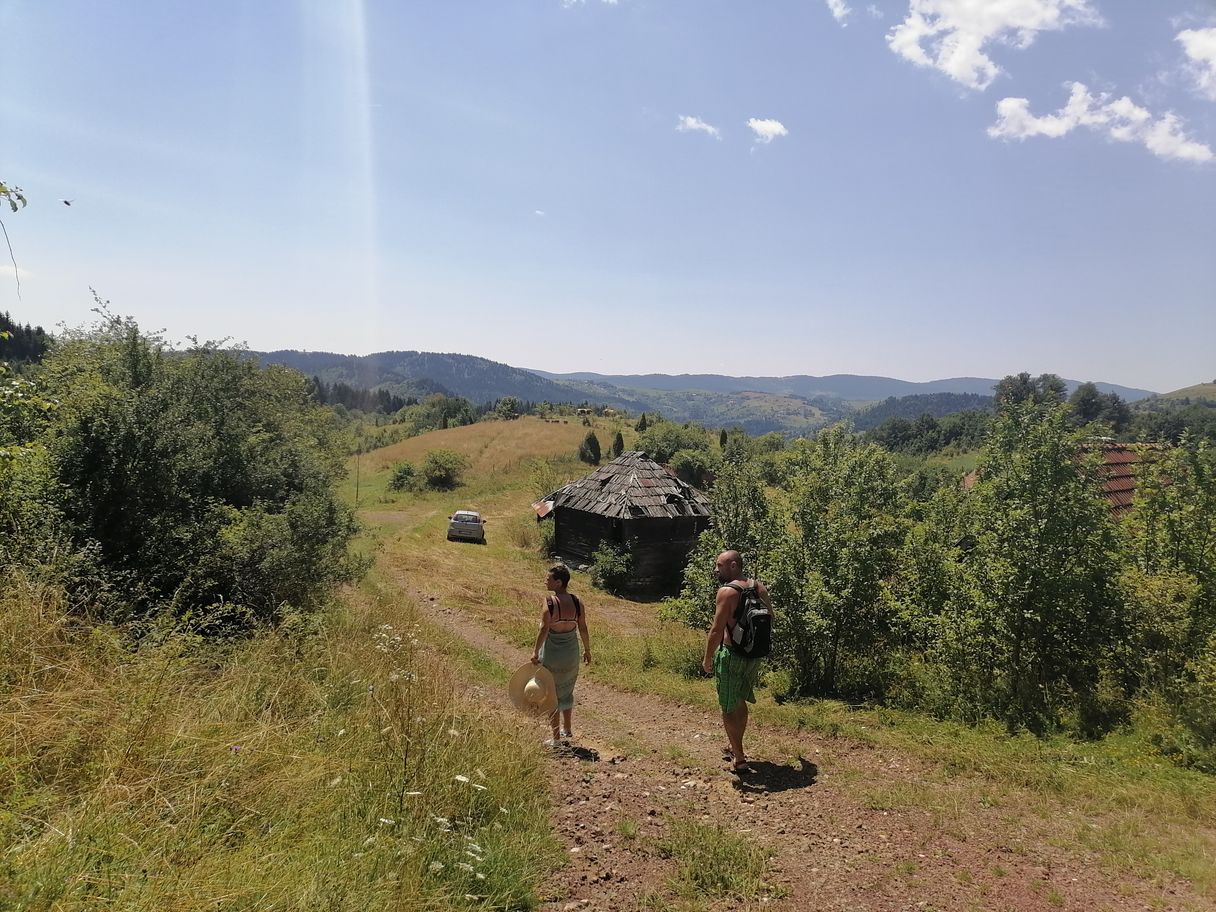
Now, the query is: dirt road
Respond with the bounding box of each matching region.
[404,580,1202,912]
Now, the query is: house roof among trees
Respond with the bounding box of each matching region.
[962,441,1167,517]
[541,451,712,520]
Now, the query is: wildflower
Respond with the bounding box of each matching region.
[448,728,461,737]
[454,775,470,784]
[476,873,486,880]
[379,818,395,826]
[229,745,241,752]
[456,862,474,873]
[466,842,483,853]
[432,816,450,827]
[337,728,346,737]
[328,776,343,787]
[428,861,444,873]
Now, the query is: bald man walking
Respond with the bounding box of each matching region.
[702,550,772,774]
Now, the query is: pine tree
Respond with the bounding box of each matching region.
[611,431,625,458]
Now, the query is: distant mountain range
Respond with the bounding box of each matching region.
[528,370,1156,403]
[256,349,1158,435]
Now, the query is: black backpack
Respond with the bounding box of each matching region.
[725,581,772,659]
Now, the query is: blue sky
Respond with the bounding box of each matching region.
[2,0,1214,392]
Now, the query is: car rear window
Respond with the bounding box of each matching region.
[453,513,478,522]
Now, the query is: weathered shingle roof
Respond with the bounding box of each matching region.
[543,451,712,520]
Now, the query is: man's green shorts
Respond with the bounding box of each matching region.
[713,645,763,712]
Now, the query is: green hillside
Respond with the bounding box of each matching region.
[1158,382,1216,401]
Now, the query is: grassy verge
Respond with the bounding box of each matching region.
[0,570,556,911]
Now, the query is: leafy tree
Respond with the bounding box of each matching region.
[663,461,783,630]
[494,396,522,420]
[421,449,468,489]
[1069,382,1105,425]
[669,447,717,488]
[637,420,710,463]
[937,402,1121,732]
[611,430,625,458]
[775,428,909,697]
[38,313,358,630]
[578,431,601,464]
[993,372,1067,407]
[1125,437,1216,663]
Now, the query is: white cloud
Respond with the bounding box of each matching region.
[825,0,852,26]
[1178,27,1216,101]
[867,4,885,19]
[533,210,546,217]
[989,82,1214,163]
[561,0,618,6]
[746,118,789,144]
[675,115,722,139]
[888,0,1102,91]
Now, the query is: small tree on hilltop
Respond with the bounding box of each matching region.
[578,431,601,464]
[635,413,648,432]
[611,430,625,458]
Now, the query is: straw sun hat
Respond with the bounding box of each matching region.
[508,662,558,717]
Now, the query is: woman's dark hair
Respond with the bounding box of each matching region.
[548,564,571,587]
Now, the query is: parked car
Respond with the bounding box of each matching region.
[447,510,487,544]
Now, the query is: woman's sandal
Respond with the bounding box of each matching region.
[730,760,753,775]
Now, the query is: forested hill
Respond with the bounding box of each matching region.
[256,350,627,407]
[530,370,1156,402]
[851,392,994,431]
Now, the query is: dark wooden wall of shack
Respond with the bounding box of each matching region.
[623,515,710,593]
[553,509,710,594]
[553,509,620,565]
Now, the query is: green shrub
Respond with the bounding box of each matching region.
[420,449,468,490]
[32,314,359,631]
[590,541,631,594]
[387,461,417,492]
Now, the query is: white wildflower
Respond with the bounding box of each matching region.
[379,817,395,826]
[454,774,470,784]
[428,861,444,873]
[456,862,474,873]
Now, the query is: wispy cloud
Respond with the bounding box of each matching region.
[867,5,885,20]
[989,82,1214,164]
[825,0,852,26]
[534,210,546,217]
[561,0,618,7]
[888,0,1102,91]
[747,118,789,145]
[675,115,722,140]
[1177,27,1216,101]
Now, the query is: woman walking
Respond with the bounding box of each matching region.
[530,564,591,746]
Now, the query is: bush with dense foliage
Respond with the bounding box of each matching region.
[590,541,632,594]
[420,448,468,490]
[1,314,359,633]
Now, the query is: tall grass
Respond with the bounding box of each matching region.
[0,572,555,910]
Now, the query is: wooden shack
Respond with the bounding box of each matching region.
[534,451,712,595]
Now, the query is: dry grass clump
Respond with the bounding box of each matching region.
[0,573,554,910]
